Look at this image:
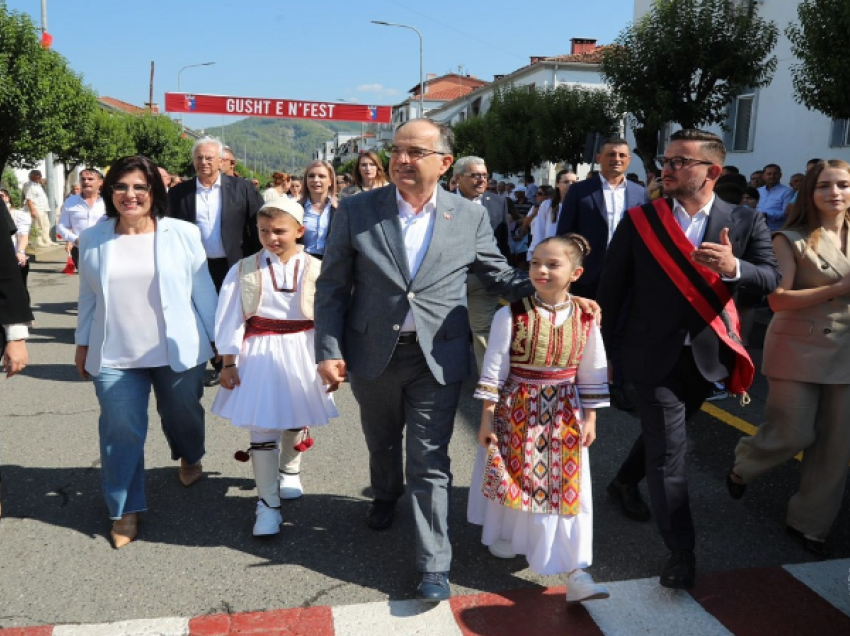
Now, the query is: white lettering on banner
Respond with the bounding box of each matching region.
[225,99,272,115]
[296,103,336,119]
[288,102,298,116]
[275,102,284,115]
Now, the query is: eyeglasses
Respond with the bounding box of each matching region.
[389,146,447,161]
[112,184,151,195]
[464,172,488,180]
[655,156,713,171]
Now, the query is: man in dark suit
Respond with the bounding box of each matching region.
[454,155,511,371]
[315,119,534,602]
[597,129,779,589]
[557,138,648,412]
[167,137,263,386]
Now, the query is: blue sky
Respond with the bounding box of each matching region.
[7,0,636,130]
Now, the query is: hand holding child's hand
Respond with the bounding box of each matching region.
[220,366,240,390]
[581,420,597,447]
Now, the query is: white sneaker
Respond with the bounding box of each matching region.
[488,540,517,559]
[253,500,282,536]
[566,570,610,603]
[279,473,303,500]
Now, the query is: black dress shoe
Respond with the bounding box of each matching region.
[609,385,635,411]
[204,370,221,387]
[726,471,747,500]
[786,526,830,560]
[607,478,651,522]
[660,550,696,589]
[417,571,451,602]
[366,499,395,531]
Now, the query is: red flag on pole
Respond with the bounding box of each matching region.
[41,32,53,49]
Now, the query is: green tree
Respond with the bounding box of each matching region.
[452,114,490,159]
[128,114,194,173]
[534,85,621,169]
[483,86,546,178]
[601,0,778,173]
[787,0,850,120]
[1,168,21,207]
[0,2,95,174]
[52,105,134,191]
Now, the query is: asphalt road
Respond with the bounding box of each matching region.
[1,250,848,629]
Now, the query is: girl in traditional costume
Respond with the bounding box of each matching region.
[213,197,338,536]
[468,234,611,603]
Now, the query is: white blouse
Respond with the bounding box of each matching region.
[474,298,610,410]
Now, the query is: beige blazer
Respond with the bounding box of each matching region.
[762,227,850,383]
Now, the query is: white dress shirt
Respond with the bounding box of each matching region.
[57,195,105,243]
[195,175,226,259]
[600,174,627,244]
[396,187,437,332]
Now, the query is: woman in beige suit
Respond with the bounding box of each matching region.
[728,159,850,558]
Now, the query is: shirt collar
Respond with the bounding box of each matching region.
[672,194,715,219]
[196,174,222,191]
[599,174,627,191]
[396,186,438,219]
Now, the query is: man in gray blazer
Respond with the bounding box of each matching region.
[454,155,511,372]
[314,119,533,602]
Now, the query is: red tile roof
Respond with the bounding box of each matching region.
[423,86,478,102]
[98,96,153,115]
[542,48,607,64]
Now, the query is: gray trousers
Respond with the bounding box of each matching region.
[349,342,462,573]
[466,275,502,373]
[734,378,850,540]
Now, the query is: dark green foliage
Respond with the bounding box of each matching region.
[787,0,850,120]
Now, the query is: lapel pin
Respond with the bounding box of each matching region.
[443,213,451,220]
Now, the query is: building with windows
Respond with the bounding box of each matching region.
[633,0,850,175]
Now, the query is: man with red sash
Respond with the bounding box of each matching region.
[597,129,779,589]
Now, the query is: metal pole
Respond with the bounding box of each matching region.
[371,21,424,118]
[177,62,215,134]
[40,0,58,227]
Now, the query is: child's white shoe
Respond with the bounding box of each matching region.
[279,473,303,500]
[566,570,610,603]
[488,540,517,559]
[253,500,282,536]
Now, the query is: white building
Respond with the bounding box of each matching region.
[633,0,850,176]
[427,39,613,184]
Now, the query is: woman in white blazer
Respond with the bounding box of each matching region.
[74,155,217,549]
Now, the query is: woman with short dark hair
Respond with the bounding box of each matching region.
[74,155,218,549]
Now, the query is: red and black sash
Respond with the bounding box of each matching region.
[628,198,754,396]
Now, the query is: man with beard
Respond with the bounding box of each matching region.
[597,129,778,589]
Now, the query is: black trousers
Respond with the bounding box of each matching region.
[615,347,712,552]
[206,258,230,372]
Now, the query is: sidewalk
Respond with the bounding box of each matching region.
[3,559,848,636]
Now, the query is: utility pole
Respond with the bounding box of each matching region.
[41,0,57,226]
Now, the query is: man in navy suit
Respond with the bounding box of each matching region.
[454,155,511,371]
[167,136,263,386]
[597,129,779,589]
[557,138,648,412]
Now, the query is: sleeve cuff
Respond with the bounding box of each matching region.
[4,324,30,341]
[720,258,741,282]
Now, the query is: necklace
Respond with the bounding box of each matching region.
[533,293,572,313]
[267,257,300,293]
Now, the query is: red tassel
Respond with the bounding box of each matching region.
[293,428,314,452]
[61,256,75,275]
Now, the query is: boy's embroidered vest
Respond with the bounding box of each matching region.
[509,296,590,369]
[238,251,321,320]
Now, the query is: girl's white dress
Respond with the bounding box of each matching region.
[211,249,337,431]
[467,300,609,575]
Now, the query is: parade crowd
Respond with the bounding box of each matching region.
[0,118,848,605]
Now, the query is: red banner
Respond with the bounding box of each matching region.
[164,92,392,124]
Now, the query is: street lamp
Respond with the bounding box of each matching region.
[371,21,424,118]
[177,61,216,134]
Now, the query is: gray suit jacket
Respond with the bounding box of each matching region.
[315,185,532,384]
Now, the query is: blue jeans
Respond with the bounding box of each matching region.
[93,364,206,519]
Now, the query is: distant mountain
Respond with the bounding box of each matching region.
[205,118,359,176]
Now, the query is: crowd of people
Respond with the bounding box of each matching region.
[0,117,847,607]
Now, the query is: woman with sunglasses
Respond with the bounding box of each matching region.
[339,152,390,200]
[74,155,218,549]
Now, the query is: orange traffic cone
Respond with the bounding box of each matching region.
[62,256,75,275]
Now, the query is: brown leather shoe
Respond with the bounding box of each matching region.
[178,459,203,487]
[110,513,139,549]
